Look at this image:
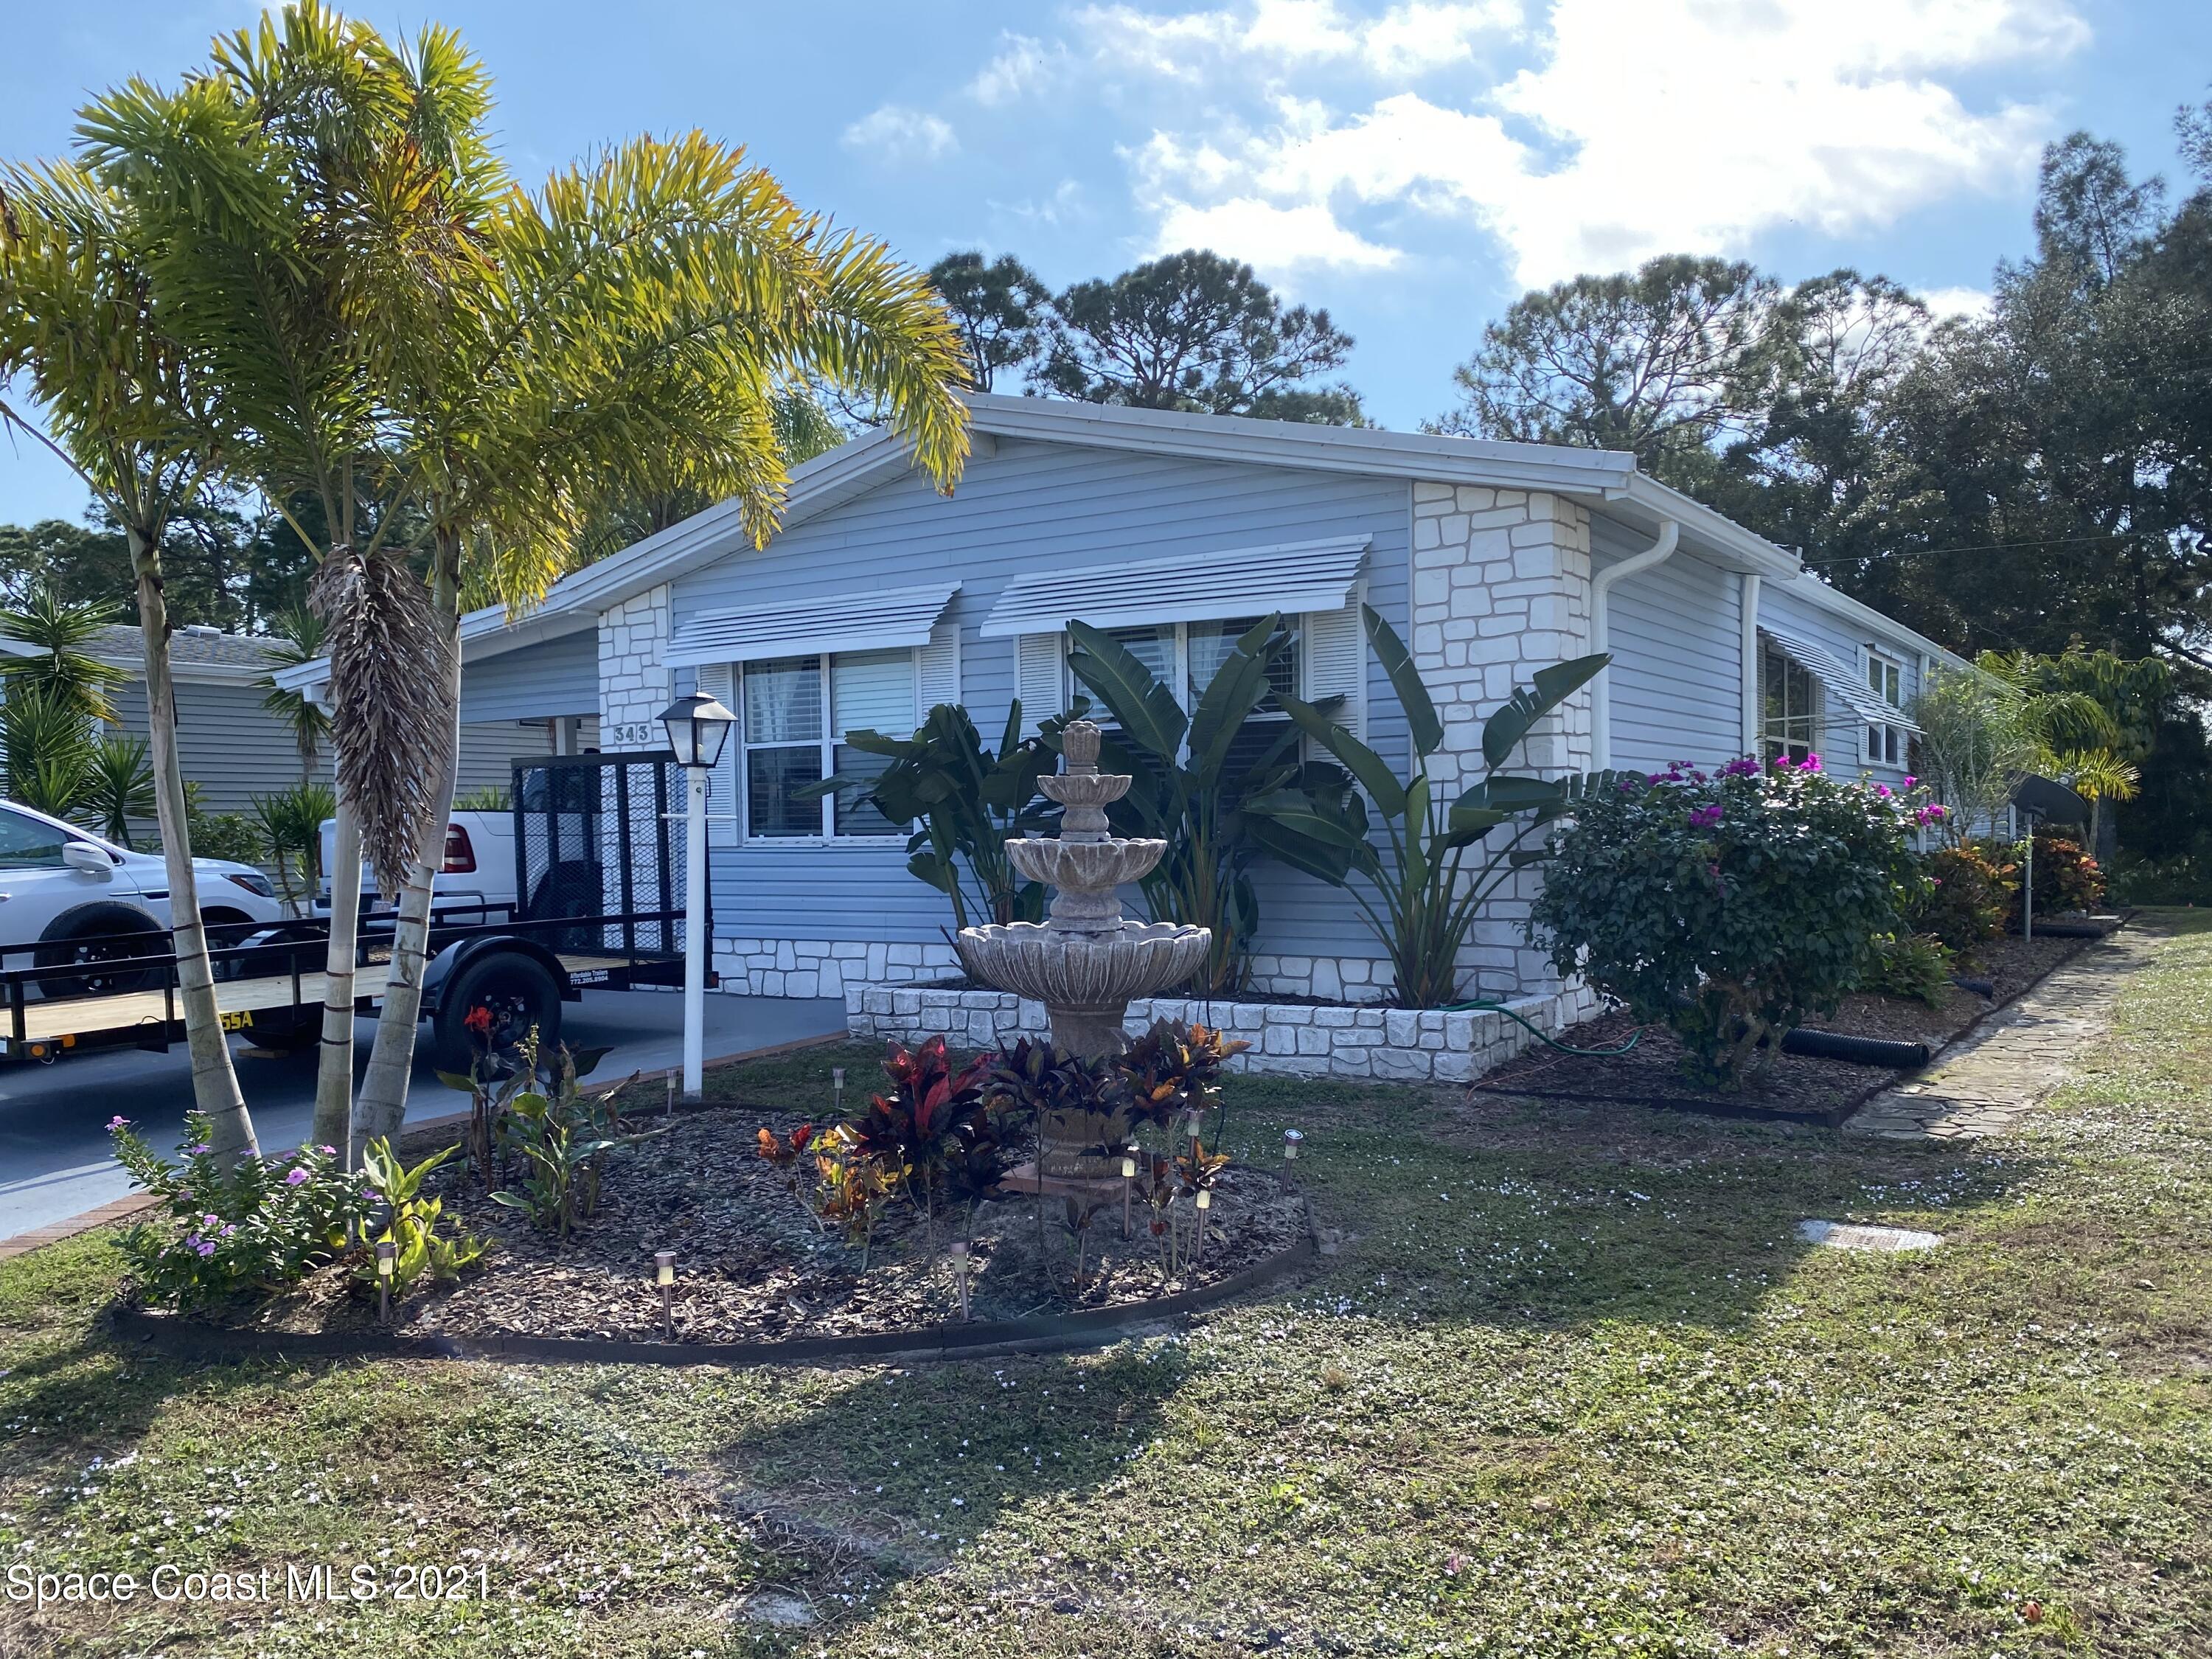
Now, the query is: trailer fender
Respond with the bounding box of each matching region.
[422,933,574,1021]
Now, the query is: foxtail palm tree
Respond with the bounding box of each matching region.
[77,1,492,1155]
[350,131,970,1149]
[0,585,129,720]
[258,601,330,782]
[0,165,260,1162]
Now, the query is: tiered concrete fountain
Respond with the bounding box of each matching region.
[953,719,1211,1180]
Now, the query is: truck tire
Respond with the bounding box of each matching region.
[33,903,164,998]
[431,949,563,1076]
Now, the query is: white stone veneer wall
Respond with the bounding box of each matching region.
[1410,482,1595,998]
[709,943,1394,1004]
[713,938,959,1000]
[598,585,672,748]
[846,980,1605,1082]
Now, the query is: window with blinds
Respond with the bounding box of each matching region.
[706,634,951,842]
[1024,600,1363,759]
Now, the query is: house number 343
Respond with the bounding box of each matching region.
[609,722,657,748]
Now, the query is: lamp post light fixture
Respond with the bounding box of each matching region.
[658,692,736,1102]
[832,1067,846,1119]
[949,1239,970,1321]
[1121,1146,1138,1239]
[1283,1128,1303,1162]
[375,1238,396,1323]
[654,1250,677,1339]
[1194,1186,1211,1259]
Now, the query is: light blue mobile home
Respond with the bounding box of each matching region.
[285,395,1964,1004]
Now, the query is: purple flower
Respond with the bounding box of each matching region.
[106,1116,130,1130]
[366,1189,384,1205]
[221,1224,236,1237]
[284,1166,310,1186]
[1874,784,1892,799]
[1801,754,1823,773]
[184,1143,210,1157]
[1722,757,1761,779]
[1773,754,1797,771]
[1688,804,1725,829]
[318,1144,337,1157]
[195,1240,217,1259]
[1903,774,1919,788]
[201,1214,219,1228]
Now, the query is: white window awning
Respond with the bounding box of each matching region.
[978,535,1369,639]
[667,582,958,669]
[1759,624,1919,732]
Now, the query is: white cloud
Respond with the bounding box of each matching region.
[1924,285,1995,319]
[1077,0,1520,80]
[1112,0,2086,285]
[1150,197,1404,271]
[841,104,958,164]
[967,34,1070,105]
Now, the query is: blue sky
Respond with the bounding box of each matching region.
[4,0,2208,530]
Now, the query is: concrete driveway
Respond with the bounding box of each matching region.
[0,992,847,1244]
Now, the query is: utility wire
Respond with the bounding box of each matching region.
[1800,527,2197,567]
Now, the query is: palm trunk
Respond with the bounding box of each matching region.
[352,542,462,1152]
[310,801,363,1160]
[129,526,258,1164]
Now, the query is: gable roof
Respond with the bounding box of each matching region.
[275,394,1962,691]
[1,623,282,686]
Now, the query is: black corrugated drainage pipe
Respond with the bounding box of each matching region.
[1780,1028,1930,1068]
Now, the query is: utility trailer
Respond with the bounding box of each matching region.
[0,753,709,1074]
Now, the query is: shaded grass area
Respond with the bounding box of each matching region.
[2,915,2209,1655]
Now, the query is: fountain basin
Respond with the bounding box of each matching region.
[955,919,1211,1057]
[1006,836,1166,895]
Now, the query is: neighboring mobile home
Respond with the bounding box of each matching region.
[278,394,1966,1006]
[1,623,571,832]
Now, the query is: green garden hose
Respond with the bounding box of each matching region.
[1439,998,1644,1057]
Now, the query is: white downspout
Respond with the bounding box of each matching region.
[1590,518,1679,771]
[1739,571,1763,756]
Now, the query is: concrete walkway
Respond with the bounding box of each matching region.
[1844,925,2157,1141]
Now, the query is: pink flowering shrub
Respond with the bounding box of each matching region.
[108,1113,366,1309]
[1529,756,1933,1089]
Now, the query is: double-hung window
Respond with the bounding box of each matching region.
[1760,647,1818,762]
[1075,615,1301,769]
[737,650,914,840]
[1865,651,1906,767]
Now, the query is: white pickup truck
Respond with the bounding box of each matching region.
[318,810,519,918]
[0,797,283,994]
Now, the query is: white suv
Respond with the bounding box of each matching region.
[0,799,284,996]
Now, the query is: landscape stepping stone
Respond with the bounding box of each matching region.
[1797,1219,1941,1252]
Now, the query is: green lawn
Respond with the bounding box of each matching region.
[4,917,2210,1657]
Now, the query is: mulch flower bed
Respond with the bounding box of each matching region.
[1470,925,2112,1123]
[200,1105,1307,1345]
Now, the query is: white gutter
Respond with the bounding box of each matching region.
[1739,572,1763,755]
[1590,517,1680,771]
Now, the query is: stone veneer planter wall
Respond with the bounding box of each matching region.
[710,941,1399,1003]
[845,978,1605,1084]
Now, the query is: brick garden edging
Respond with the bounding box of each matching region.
[102,1209,1318,1371]
[847,980,1604,1083]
